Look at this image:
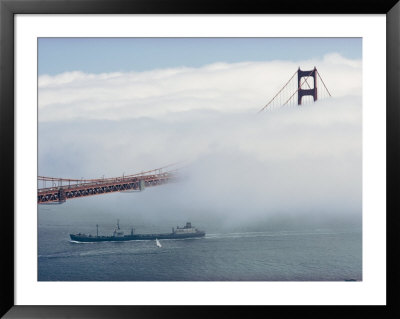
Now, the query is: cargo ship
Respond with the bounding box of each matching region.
[70,221,205,242]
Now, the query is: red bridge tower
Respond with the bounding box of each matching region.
[298,67,318,105]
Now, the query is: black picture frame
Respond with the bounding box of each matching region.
[1,0,399,318]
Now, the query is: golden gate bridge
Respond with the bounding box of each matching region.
[258,66,331,112]
[38,67,331,204]
[38,164,180,204]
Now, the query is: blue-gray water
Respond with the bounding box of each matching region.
[38,222,362,281]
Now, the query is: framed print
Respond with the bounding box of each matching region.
[1,0,399,318]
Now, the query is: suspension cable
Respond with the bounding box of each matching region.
[316,70,331,97]
[258,70,297,113]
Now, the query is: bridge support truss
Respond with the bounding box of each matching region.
[38,173,174,204]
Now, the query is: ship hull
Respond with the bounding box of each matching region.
[70,231,205,242]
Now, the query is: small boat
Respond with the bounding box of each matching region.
[156,238,162,248]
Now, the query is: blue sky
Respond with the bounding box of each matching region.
[38,38,361,75]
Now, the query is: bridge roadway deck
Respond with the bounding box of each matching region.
[37,173,174,204]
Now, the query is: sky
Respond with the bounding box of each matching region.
[38,38,362,231]
[38,38,362,75]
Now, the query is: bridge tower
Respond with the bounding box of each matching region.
[298,67,317,105]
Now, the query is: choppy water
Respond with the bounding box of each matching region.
[38,224,362,281]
